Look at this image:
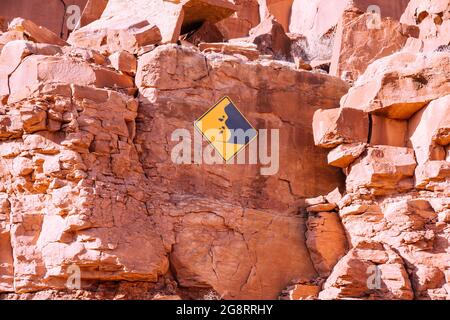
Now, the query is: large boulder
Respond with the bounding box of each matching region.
[306,210,348,277]
[312,107,369,148]
[341,51,450,119]
[0,40,63,102]
[69,0,237,48]
[0,44,169,292]
[346,146,417,195]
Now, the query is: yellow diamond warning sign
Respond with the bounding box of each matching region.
[194,96,258,162]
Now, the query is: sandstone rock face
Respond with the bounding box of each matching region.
[289,0,411,38]
[0,0,89,39]
[0,18,350,297]
[136,44,347,208]
[132,44,349,299]
[327,143,366,168]
[70,0,237,44]
[341,51,450,119]
[346,146,417,195]
[1,0,450,301]
[79,0,109,27]
[8,18,68,47]
[68,16,162,54]
[0,46,169,293]
[409,95,450,166]
[401,0,450,52]
[319,241,414,300]
[312,107,368,148]
[330,9,419,81]
[311,7,450,296]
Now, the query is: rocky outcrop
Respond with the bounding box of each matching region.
[312,10,450,297]
[69,0,237,45]
[341,51,450,119]
[0,21,349,298]
[1,0,450,301]
[133,45,349,299]
[0,1,89,39]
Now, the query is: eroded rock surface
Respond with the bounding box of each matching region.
[1,0,450,301]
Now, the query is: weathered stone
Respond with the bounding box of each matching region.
[415,161,450,191]
[341,51,450,119]
[83,0,237,44]
[409,95,450,167]
[169,202,317,299]
[346,146,417,195]
[312,107,368,148]
[330,9,419,81]
[109,51,137,75]
[319,241,414,300]
[136,43,348,211]
[0,40,63,99]
[133,44,350,298]
[325,187,342,206]
[2,0,450,301]
[327,143,367,168]
[8,17,68,46]
[306,211,347,277]
[370,115,408,147]
[8,55,134,104]
[216,0,260,39]
[68,16,162,54]
[306,203,336,213]
[413,265,446,298]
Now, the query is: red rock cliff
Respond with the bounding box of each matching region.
[0,0,449,300]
